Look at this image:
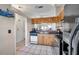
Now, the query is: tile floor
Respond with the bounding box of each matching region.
[16,44,59,55]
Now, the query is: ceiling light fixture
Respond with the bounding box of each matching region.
[35,5,43,8]
[18,6,22,8]
[38,6,43,8]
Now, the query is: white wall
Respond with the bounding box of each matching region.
[25,17,33,46]
[15,14,25,43]
[0,16,15,55]
[0,4,11,10]
[63,22,75,32]
[63,23,70,32]
[65,4,79,16]
[69,23,75,31]
[15,13,33,46]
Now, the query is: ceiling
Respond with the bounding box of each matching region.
[12,4,59,18]
[0,4,64,18]
[64,4,79,23]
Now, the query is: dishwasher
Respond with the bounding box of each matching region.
[30,33,38,44]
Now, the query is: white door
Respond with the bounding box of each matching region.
[0,17,16,55]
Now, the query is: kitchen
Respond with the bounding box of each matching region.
[30,16,63,46]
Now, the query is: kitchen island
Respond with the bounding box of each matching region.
[38,33,58,46]
[30,32,58,46]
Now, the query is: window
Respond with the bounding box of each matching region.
[34,23,57,31]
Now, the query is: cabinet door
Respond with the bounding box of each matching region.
[46,36,53,46]
[38,35,44,45]
[43,36,47,45]
[42,35,51,46]
[44,35,56,46]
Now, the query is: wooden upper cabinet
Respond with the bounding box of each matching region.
[58,9,64,20]
[32,17,57,24]
[32,10,64,24]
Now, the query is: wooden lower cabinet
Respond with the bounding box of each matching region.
[38,35,44,45]
[38,34,57,46]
